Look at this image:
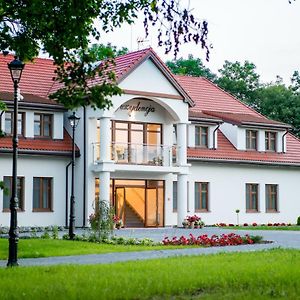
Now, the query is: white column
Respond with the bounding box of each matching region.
[257,130,264,152]
[177,173,188,226]
[99,171,110,204]
[99,116,111,162]
[177,123,187,166]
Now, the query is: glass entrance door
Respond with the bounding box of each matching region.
[145,181,164,227]
[112,180,164,227]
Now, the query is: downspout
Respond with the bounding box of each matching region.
[65,161,72,227]
[282,129,289,153]
[213,124,221,150]
[83,106,87,227]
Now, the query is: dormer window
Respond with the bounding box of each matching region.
[195,126,208,147]
[3,111,24,136]
[34,113,52,137]
[265,131,276,151]
[246,130,257,150]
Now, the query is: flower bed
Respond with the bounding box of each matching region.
[162,233,262,246]
[215,222,293,227]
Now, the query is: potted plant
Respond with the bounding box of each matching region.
[195,219,205,229]
[186,215,201,229]
[113,215,122,229]
[182,219,189,229]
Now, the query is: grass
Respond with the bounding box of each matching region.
[221,225,300,231]
[0,238,183,260]
[0,249,299,299]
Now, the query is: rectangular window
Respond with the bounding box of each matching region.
[194,182,209,211]
[266,184,278,212]
[246,130,257,150]
[33,177,52,211]
[246,183,259,212]
[3,176,24,211]
[34,113,52,137]
[173,181,177,212]
[3,111,24,136]
[195,126,208,147]
[265,132,276,151]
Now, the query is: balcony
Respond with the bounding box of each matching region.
[93,142,177,167]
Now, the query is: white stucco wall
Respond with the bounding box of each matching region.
[119,58,180,96]
[220,123,238,148]
[0,155,69,226]
[176,162,300,225]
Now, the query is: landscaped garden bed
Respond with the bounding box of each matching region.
[216,223,300,231]
[162,233,263,246]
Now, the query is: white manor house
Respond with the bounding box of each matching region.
[0,49,300,228]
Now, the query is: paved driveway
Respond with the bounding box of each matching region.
[0,227,299,267]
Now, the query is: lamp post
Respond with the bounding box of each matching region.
[7,56,25,267]
[68,112,80,240]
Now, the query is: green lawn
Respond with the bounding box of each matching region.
[0,238,181,260]
[0,249,299,299]
[221,225,300,231]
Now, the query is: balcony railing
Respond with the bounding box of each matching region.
[93,142,177,167]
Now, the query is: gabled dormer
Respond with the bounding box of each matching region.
[188,111,223,149]
[202,111,291,153]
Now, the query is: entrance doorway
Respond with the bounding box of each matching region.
[113,180,164,227]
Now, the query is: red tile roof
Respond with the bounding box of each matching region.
[73,48,194,105]
[189,110,222,123]
[0,54,57,101]
[188,130,300,165]
[176,75,260,114]
[0,130,78,155]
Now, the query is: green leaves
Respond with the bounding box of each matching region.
[166,54,217,81]
[217,60,261,107]
[1,1,210,110]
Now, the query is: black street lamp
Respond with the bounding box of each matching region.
[68,112,80,240]
[7,56,25,267]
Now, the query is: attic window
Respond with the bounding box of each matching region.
[246,130,257,150]
[265,131,276,151]
[195,126,208,147]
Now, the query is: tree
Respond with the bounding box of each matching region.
[166,54,217,81]
[0,0,210,190]
[0,0,210,110]
[216,60,261,108]
[256,83,300,136]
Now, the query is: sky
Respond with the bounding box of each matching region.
[98,0,300,85]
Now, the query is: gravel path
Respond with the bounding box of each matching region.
[0,227,299,267]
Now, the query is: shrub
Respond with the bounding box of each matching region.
[252,222,257,227]
[243,223,248,227]
[297,216,300,226]
[89,199,114,241]
[41,229,50,239]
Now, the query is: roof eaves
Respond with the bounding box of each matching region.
[189,117,223,124]
[187,156,300,168]
[240,121,292,130]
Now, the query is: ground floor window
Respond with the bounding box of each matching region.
[266,184,278,212]
[194,182,209,212]
[246,183,259,212]
[173,181,177,212]
[33,177,52,212]
[3,176,24,212]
